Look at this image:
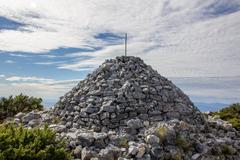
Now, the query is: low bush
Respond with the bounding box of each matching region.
[221,144,237,155]
[117,137,129,148]
[175,134,190,151]
[210,103,240,130]
[0,94,43,122]
[156,125,167,140]
[0,124,71,160]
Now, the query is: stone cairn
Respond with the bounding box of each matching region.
[54,56,204,131]
[13,56,240,160]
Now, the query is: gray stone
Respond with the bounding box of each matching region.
[195,143,204,153]
[149,115,163,121]
[133,92,145,99]
[166,112,180,119]
[93,132,108,140]
[15,112,25,119]
[66,132,78,139]
[143,121,150,127]
[66,122,72,128]
[127,118,143,129]
[138,114,149,120]
[78,132,95,147]
[226,132,235,138]
[140,154,151,160]
[73,146,82,158]
[146,135,160,144]
[136,143,146,158]
[191,153,200,160]
[22,111,41,123]
[74,106,80,111]
[14,118,21,123]
[99,147,120,160]
[41,114,52,123]
[101,101,116,113]
[28,119,40,127]
[151,146,162,158]
[82,104,99,114]
[69,140,76,148]
[49,124,67,132]
[142,87,149,93]
[128,145,138,155]
[73,123,79,129]
[81,147,95,160]
[99,150,114,159]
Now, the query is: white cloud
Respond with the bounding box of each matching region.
[170,76,240,103]
[1,76,81,100]
[0,82,70,100]
[5,60,15,64]
[58,44,126,70]
[1,0,238,77]
[34,61,65,65]
[9,53,29,57]
[0,75,5,78]
[6,76,54,82]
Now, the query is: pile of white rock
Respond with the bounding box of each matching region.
[11,56,240,160]
[12,111,240,160]
[53,56,205,132]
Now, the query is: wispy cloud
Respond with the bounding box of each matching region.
[0,81,74,100]
[5,60,15,64]
[170,76,240,104]
[1,0,237,77]
[1,75,81,99]
[34,61,65,65]
[9,53,30,57]
[6,76,54,82]
[0,75,5,78]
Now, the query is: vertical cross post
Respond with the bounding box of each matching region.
[125,33,127,56]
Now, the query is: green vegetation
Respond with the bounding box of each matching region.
[0,94,43,122]
[156,125,167,141]
[117,137,129,148]
[0,124,71,160]
[52,116,61,124]
[210,103,240,130]
[175,134,190,151]
[171,154,183,160]
[228,118,240,131]
[221,144,237,155]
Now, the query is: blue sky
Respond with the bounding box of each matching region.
[0,0,240,111]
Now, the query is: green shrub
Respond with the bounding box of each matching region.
[228,118,240,131]
[117,137,129,148]
[156,125,167,140]
[0,124,71,160]
[221,144,237,155]
[218,103,240,120]
[0,94,43,122]
[171,154,183,160]
[175,134,190,151]
[210,103,240,130]
[52,116,61,124]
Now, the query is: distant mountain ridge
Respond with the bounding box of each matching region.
[195,102,228,112]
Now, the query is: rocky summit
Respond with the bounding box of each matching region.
[12,56,240,160]
[54,56,205,131]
